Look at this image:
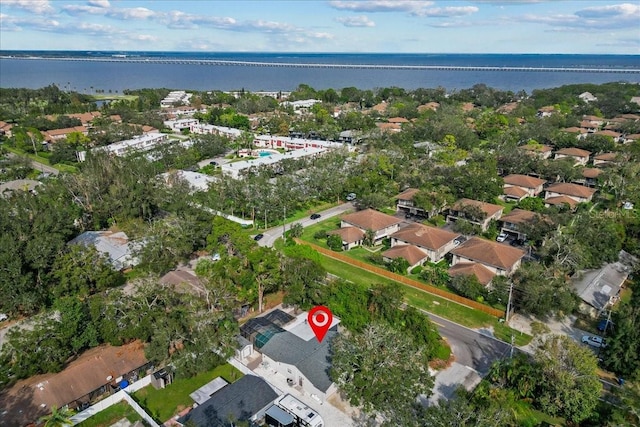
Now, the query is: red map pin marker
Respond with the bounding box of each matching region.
[308,306,333,342]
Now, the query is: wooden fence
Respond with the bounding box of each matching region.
[295,239,505,318]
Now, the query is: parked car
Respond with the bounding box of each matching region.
[511,238,526,247]
[582,335,606,348]
[211,253,221,262]
[597,319,614,332]
[496,233,509,243]
[310,213,321,220]
[253,234,264,241]
[0,313,8,322]
[346,192,357,201]
[209,161,219,166]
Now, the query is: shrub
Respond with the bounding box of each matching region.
[410,266,423,275]
[327,234,343,251]
[313,230,328,240]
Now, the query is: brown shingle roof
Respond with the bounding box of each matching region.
[0,341,147,426]
[562,127,588,134]
[388,117,409,123]
[451,198,503,218]
[390,223,460,251]
[500,208,538,225]
[328,227,365,243]
[382,245,428,266]
[546,182,597,199]
[544,195,578,208]
[596,130,621,138]
[594,152,618,161]
[341,209,402,231]
[582,168,602,179]
[520,144,552,153]
[503,186,528,198]
[503,174,546,189]
[448,262,495,286]
[396,188,420,201]
[555,147,591,158]
[452,237,525,270]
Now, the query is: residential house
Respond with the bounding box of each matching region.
[164,118,199,132]
[545,182,597,205]
[382,245,430,272]
[448,262,495,286]
[536,106,555,117]
[327,227,365,251]
[499,209,544,241]
[42,126,88,143]
[554,147,591,166]
[579,92,597,102]
[241,310,340,402]
[395,188,423,216]
[502,174,546,199]
[0,342,149,426]
[519,144,553,159]
[583,115,605,127]
[579,120,600,133]
[78,132,170,161]
[572,260,631,316]
[447,199,504,232]
[418,102,440,113]
[177,375,279,427]
[580,168,602,188]
[389,223,460,263]
[161,170,217,192]
[451,237,526,276]
[561,127,589,140]
[340,208,402,245]
[160,90,191,108]
[593,152,618,166]
[623,134,640,144]
[69,230,141,271]
[595,130,623,143]
[388,117,409,125]
[0,120,14,137]
[375,122,402,133]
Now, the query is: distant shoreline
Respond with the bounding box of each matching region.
[2,56,639,74]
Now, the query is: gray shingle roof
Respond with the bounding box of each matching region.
[178,375,278,427]
[260,329,337,393]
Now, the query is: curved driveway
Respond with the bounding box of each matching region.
[256,202,355,247]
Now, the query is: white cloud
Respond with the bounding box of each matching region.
[520,3,640,31]
[414,6,479,17]
[575,3,640,19]
[63,4,156,20]
[130,34,158,42]
[329,1,434,15]
[2,0,54,14]
[245,20,297,33]
[87,0,110,7]
[336,15,375,27]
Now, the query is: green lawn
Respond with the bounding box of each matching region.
[133,364,243,422]
[77,401,142,427]
[314,250,532,346]
[4,146,78,173]
[91,94,138,101]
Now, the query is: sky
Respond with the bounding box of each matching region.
[0,0,639,54]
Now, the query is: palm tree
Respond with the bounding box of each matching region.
[39,405,74,427]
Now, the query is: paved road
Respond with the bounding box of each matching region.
[6,152,60,175]
[428,313,512,373]
[256,202,355,247]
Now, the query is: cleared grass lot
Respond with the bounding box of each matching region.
[133,364,242,423]
[300,217,532,346]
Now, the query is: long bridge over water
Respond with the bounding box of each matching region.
[3,56,640,74]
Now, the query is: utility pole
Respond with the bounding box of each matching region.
[510,335,515,359]
[282,206,286,245]
[506,280,514,324]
